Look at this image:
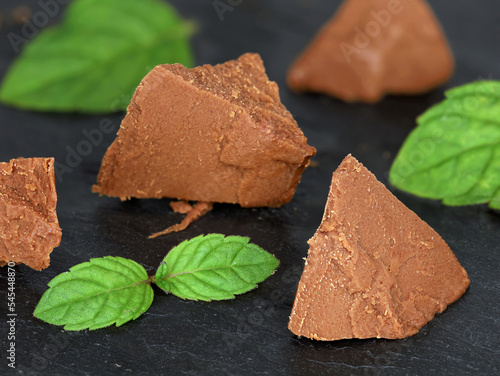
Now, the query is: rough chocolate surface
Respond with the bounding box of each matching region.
[0,158,62,270]
[288,155,470,340]
[287,0,454,103]
[94,53,316,207]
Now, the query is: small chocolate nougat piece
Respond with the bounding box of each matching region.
[289,155,469,340]
[94,53,316,207]
[287,0,454,103]
[0,158,62,270]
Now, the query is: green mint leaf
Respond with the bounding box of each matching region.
[389,80,500,210]
[154,234,279,301]
[0,0,194,113]
[34,256,154,330]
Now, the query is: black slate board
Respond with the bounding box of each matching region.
[1,0,499,375]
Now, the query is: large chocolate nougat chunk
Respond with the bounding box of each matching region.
[289,155,469,340]
[94,53,316,207]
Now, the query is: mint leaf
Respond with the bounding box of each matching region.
[34,257,154,330]
[389,80,500,209]
[154,234,279,301]
[0,0,194,113]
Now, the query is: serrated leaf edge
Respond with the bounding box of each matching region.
[34,257,153,331]
[390,81,500,209]
[153,234,279,301]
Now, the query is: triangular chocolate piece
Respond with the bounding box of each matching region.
[289,155,469,340]
[94,53,316,207]
[288,0,454,102]
[0,158,62,270]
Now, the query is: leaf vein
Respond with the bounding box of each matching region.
[164,263,271,279]
[39,280,148,314]
[170,276,208,300]
[420,111,500,130]
[190,272,233,293]
[406,142,497,174]
[447,148,496,200]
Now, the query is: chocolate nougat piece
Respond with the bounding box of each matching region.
[287,0,454,103]
[93,53,316,207]
[289,155,469,340]
[0,158,62,270]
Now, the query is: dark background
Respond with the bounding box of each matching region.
[1,0,499,375]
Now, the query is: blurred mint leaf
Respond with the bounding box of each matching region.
[390,80,500,210]
[0,0,194,113]
[34,256,153,330]
[154,234,279,301]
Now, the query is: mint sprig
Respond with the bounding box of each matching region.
[34,235,279,331]
[154,234,280,301]
[390,80,500,209]
[0,0,194,113]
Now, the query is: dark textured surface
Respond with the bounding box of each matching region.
[0,0,499,375]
